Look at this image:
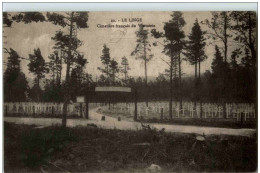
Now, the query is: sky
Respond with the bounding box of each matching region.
[4,11,230,82]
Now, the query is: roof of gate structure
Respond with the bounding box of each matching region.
[95,87,131,92]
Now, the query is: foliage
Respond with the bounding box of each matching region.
[4,49,28,102]
[28,48,48,86]
[3,12,45,27]
[42,79,64,102]
[47,12,89,127]
[184,19,207,66]
[98,44,111,79]
[120,56,131,83]
[109,59,119,83]
[131,26,153,62]
[230,11,256,61]
[131,25,153,107]
[48,51,62,85]
[4,122,77,169]
[5,122,257,172]
[203,12,232,62]
[47,12,88,28]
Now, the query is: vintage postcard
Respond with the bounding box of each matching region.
[3,9,257,172]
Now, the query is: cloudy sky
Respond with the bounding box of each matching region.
[4,11,231,81]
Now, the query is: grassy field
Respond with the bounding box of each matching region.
[4,122,257,172]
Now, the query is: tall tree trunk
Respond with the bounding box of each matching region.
[222,12,228,119]
[107,64,109,80]
[178,50,182,110]
[58,49,62,86]
[113,70,115,83]
[62,12,74,127]
[169,41,173,119]
[144,43,148,107]
[194,61,197,111]
[248,12,257,118]
[199,60,202,119]
[37,77,40,102]
[124,64,127,81]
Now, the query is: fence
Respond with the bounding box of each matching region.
[100,101,256,121]
[4,101,256,121]
[4,102,103,117]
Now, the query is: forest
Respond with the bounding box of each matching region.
[3,11,256,124]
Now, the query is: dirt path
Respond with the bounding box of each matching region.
[4,107,256,137]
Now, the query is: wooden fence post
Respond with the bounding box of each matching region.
[85,98,89,119]
[33,106,35,117]
[160,108,163,120]
[134,88,137,121]
[52,106,54,116]
[80,103,83,118]
[5,105,8,116]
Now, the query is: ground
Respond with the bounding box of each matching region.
[4,122,257,172]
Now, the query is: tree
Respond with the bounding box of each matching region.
[45,50,64,103]
[47,12,89,127]
[203,12,232,118]
[204,12,232,63]
[98,74,109,86]
[120,56,130,84]
[184,19,207,118]
[48,51,62,84]
[229,48,241,101]
[70,68,81,100]
[212,46,224,78]
[3,12,45,28]
[28,48,48,101]
[231,11,256,108]
[98,44,111,82]
[47,51,59,84]
[4,49,28,102]
[109,59,119,84]
[169,12,186,110]
[72,53,88,82]
[151,11,185,118]
[211,46,225,102]
[28,48,48,87]
[3,12,13,27]
[131,25,153,107]
[231,11,256,64]
[70,54,88,100]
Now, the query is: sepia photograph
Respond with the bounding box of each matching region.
[3,3,257,172]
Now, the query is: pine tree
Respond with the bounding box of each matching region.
[231,11,256,64]
[47,12,89,127]
[28,48,48,101]
[98,44,111,82]
[131,25,153,107]
[151,12,185,118]
[204,12,232,118]
[184,19,207,118]
[230,48,241,101]
[3,12,45,28]
[120,56,130,84]
[28,48,48,87]
[48,51,62,85]
[109,59,119,84]
[4,49,28,102]
[211,46,224,102]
